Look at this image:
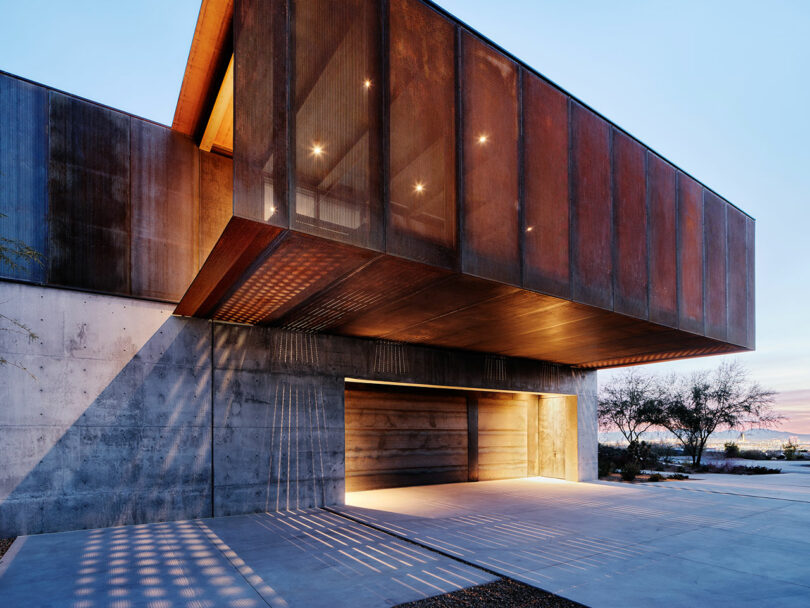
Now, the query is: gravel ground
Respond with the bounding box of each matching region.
[0,537,14,558]
[393,578,586,608]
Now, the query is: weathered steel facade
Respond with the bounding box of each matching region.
[174,0,755,369]
[0,0,757,535]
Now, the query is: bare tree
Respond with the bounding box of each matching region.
[658,361,779,467]
[598,370,663,444]
[1,212,42,373]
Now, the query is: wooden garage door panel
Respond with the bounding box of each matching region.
[478,394,529,481]
[345,387,468,491]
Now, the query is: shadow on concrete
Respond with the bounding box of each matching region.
[0,317,212,536]
[0,509,495,608]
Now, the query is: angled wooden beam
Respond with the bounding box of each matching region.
[199,54,233,152]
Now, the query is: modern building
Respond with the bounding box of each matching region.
[0,0,755,537]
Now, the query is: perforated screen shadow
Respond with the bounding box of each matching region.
[212,233,374,324]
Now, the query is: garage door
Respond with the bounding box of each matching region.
[345,385,468,491]
[345,383,577,491]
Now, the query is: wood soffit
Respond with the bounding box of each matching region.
[172,0,233,138]
[175,220,748,370]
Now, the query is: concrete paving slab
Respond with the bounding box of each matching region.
[0,510,495,608]
[343,475,810,607]
[0,519,268,608]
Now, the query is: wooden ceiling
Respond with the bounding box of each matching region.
[175,219,743,369]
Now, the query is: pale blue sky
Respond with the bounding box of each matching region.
[1,1,808,427]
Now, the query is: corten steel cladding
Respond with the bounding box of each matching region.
[233,0,288,226]
[704,190,728,341]
[677,172,705,335]
[647,153,678,328]
[180,0,759,366]
[388,0,457,268]
[611,129,647,320]
[523,71,570,299]
[461,32,520,286]
[48,92,131,295]
[293,0,383,250]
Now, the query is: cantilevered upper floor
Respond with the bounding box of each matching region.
[0,0,755,368]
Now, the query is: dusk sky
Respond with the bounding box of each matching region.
[2,1,808,430]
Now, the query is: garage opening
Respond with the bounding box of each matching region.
[345,381,578,492]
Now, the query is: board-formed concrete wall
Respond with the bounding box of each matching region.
[0,281,597,536]
[211,324,598,514]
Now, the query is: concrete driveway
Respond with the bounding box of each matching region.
[341,465,810,607]
[0,510,493,608]
[2,465,808,607]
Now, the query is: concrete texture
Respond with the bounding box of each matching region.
[0,282,212,537]
[212,324,598,516]
[0,511,495,608]
[341,471,810,607]
[1,280,597,536]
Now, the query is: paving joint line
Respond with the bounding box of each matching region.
[194,519,274,608]
[640,483,810,504]
[322,506,589,606]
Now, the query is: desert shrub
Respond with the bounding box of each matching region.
[667,473,689,480]
[734,465,781,475]
[724,442,740,458]
[598,444,625,477]
[647,473,664,482]
[649,443,679,464]
[627,440,660,469]
[700,463,781,475]
[621,462,640,481]
[739,449,767,460]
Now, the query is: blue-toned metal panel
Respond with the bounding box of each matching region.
[0,73,48,282]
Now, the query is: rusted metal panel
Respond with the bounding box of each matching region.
[745,217,755,349]
[0,73,48,283]
[212,231,375,324]
[131,120,200,302]
[726,205,748,346]
[233,0,288,226]
[388,0,457,268]
[522,70,569,299]
[677,172,704,334]
[185,215,749,366]
[48,91,131,294]
[703,190,728,341]
[461,32,520,286]
[277,255,448,332]
[611,129,647,319]
[292,0,383,250]
[199,151,234,267]
[175,216,282,318]
[570,102,612,310]
[647,153,677,328]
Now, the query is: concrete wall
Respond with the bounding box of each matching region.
[212,325,598,514]
[0,280,597,536]
[0,281,212,537]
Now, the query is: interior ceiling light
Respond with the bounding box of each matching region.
[478,134,489,144]
[414,181,425,194]
[363,78,372,89]
[311,142,324,157]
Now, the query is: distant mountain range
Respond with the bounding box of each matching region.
[599,428,810,444]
